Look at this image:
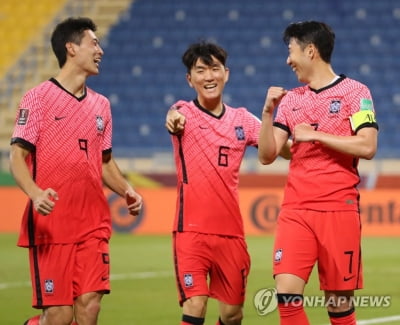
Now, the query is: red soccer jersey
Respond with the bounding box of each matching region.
[274,75,378,211]
[11,78,112,246]
[171,99,260,237]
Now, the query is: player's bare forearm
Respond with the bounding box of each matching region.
[294,125,378,159]
[279,139,292,160]
[258,114,277,164]
[10,144,58,215]
[102,155,131,196]
[10,144,41,199]
[102,154,142,215]
[259,113,289,164]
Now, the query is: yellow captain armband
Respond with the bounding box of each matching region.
[349,110,377,132]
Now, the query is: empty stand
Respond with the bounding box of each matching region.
[0,0,132,151]
[0,0,68,78]
[1,0,398,158]
[86,0,399,158]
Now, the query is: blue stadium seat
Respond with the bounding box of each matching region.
[87,0,400,157]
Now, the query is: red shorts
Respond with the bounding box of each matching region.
[28,237,110,308]
[273,209,363,291]
[173,232,250,306]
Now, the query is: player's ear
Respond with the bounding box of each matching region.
[186,73,193,88]
[307,43,316,59]
[224,67,230,83]
[66,42,76,56]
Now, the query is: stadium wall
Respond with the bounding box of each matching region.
[1,186,400,236]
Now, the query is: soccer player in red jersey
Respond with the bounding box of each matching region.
[9,17,142,325]
[258,21,378,325]
[165,41,291,325]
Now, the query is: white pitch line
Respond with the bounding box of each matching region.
[0,281,30,290]
[323,315,400,325]
[0,270,173,290]
[110,270,172,280]
[357,316,400,324]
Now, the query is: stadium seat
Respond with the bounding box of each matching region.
[86,0,399,157]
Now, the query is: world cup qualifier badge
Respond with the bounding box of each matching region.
[17,108,29,125]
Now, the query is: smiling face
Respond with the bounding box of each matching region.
[68,29,104,76]
[286,38,314,84]
[186,56,229,108]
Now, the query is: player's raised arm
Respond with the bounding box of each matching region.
[165,105,186,134]
[258,86,288,164]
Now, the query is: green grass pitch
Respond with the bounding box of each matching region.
[0,234,399,324]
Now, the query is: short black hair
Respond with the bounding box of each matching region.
[51,17,97,68]
[182,41,228,73]
[283,21,335,63]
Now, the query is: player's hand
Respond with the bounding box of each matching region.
[294,123,317,143]
[33,188,58,216]
[125,190,142,216]
[165,106,185,134]
[263,86,287,114]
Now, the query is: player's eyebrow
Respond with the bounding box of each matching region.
[92,37,101,46]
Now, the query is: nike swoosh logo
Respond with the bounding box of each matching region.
[55,116,66,121]
[199,126,208,129]
[101,276,109,281]
[292,108,302,111]
[343,275,355,281]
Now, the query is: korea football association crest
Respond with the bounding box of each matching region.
[235,126,245,141]
[96,115,104,133]
[329,100,341,114]
[44,279,54,294]
[184,273,194,288]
